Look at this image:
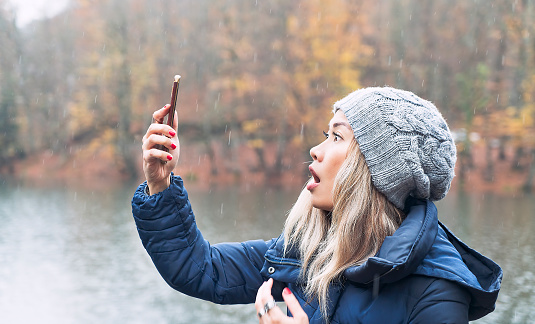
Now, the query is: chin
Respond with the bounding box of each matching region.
[311,200,333,212]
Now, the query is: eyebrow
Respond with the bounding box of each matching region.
[330,122,352,130]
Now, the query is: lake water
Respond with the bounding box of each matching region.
[0,179,533,323]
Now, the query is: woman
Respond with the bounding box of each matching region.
[132,87,502,323]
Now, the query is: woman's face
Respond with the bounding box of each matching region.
[308,110,354,211]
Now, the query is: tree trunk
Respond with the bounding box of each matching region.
[522,149,535,193]
[113,5,137,180]
[511,146,524,171]
[498,136,507,161]
[483,139,494,182]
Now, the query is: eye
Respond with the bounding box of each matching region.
[333,132,342,142]
[323,130,329,139]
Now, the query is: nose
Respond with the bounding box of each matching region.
[310,143,323,162]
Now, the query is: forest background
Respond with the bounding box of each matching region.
[1,0,534,194]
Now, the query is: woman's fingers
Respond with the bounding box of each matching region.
[256,279,276,323]
[143,130,176,151]
[255,279,309,324]
[152,104,171,124]
[142,113,179,163]
[143,123,176,142]
[141,105,180,192]
[255,278,273,313]
[143,147,174,163]
[282,288,308,323]
[171,108,178,132]
[152,104,178,133]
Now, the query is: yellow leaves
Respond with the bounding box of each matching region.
[86,129,116,156]
[247,139,264,149]
[285,0,366,100]
[69,104,95,135]
[474,103,535,147]
[287,15,300,34]
[339,68,361,92]
[243,120,265,149]
[242,119,264,134]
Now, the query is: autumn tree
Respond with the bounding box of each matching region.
[0,4,21,172]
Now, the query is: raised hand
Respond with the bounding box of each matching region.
[141,104,179,195]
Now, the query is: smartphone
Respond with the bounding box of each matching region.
[157,75,180,154]
[166,75,180,128]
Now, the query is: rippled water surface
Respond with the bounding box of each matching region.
[0,180,533,323]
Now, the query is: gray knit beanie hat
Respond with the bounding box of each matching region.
[333,87,457,210]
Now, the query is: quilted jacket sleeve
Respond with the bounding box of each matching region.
[131,175,274,305]
[408,278,471,324]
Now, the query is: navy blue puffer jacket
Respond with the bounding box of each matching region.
[132,176,502,323]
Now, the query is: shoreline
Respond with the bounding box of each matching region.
[4,143,534,196]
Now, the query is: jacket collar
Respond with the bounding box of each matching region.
[264,197,437,286]
[343,197,437,285]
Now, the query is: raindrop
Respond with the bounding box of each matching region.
[300,124,304,138]
[496,94,499,103]
[95,95,98,104]
[228,131,232,145]
[388,56,391,66]
[399,59,403,68]
[421,79,425,87]
[220,203,224,215]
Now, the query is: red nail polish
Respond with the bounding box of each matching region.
[169,130,176,137]
[167,155,173,161]
[283,288,291,295]
[171,143,177,150]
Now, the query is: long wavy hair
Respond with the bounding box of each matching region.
[283,139,405,320]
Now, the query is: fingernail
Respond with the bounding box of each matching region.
[283,288,291,295]
[169,130,176,137]
[171,143,177,150]
[167,155,173,161]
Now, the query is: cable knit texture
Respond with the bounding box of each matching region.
[333,87,457,209]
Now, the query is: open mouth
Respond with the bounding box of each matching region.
[307,166,320,190]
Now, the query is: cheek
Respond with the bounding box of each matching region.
[330,151,348,178]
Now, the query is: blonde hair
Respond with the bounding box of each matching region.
[283,139,405,319]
